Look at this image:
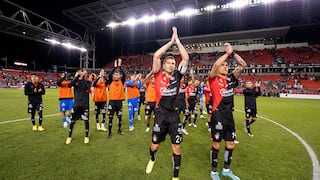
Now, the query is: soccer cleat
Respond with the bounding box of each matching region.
[188,123,193,127]
[205,122,209,127]
[247,133,254,137]
[200,115,205,119]
[221,169,240,180]
[100,127,108,131]
[137,115,141,121]
[193,123,197,128]
[63,122,68,128]
[118,130,124,135]
[243,123,248,133]
[234,140,240,144]
[145,160,155,174]
[182,128,189,135]
[210,171,221,180]
[172,177,179,180]
[84,137,90,144]
[96,124,101,130]
[129,126,134,131]
[145,127,150,132]
[66,137,72,144]
[38,126,45,132]
[107,133,112,138]
[32,125,38,131]
[208,127,211,132]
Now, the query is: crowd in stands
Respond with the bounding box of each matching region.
[1,46,320,94]
[0,69,59,88]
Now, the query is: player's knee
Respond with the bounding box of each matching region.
[225,141,235,149]
[172,144,181,155]
[212,142,221,150]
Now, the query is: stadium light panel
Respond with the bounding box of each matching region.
[104,0,289,29]
[158,12,174,20]
[106,22,120,28]
[139,15,156,24]
[176,8,200,17]
[123,18,137,26]
[44,38,87,52]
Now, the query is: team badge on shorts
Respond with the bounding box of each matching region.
[152,135,158,142]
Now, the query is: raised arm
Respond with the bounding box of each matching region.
[209,43,232,78]
[232,52,247,79]
[142,71,154,84]
[175,29,189,74]
[152,28,176,73]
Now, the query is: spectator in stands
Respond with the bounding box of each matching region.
[65,69,91,144]
[92,69,108,131]
[243,80,261,137]
[57,72,73,128]
[107,59,126,138]
[126,73,142,131]
[24,74,46,131]
[145,26,189,180]
[208,42,246,180]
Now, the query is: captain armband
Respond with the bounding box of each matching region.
[178,63,188,74]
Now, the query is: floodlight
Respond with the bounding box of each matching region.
[158,12,174,20]
[44,38,60,45]
[106,22,120,28]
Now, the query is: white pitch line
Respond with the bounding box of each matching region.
[235,109,320,180]
[0,113,61,124]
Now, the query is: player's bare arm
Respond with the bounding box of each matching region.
[152,27,176,73]
[175,27,189,73]
[232,53,247,79]
[209,43,232,78]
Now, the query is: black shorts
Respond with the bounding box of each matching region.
[145,102,156,115]
[71,105,89,121]
[176,99,187,114]
[139,95,145,105]
[28,103,43,113]
[206,104,213,114]
[188,101,197,112]
[151,108,183,145]
[108,100,123,116]
[245,107,257,118]
[210,110,236,142]
[95,101,107,114]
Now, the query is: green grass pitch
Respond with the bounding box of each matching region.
[0,88,319,179]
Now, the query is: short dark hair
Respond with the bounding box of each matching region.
[163,55,175,64]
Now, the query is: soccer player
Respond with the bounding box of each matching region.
[208,43,246,180]
[66,69,91,144]
[243,80,261,137]
[142,71,156,132]
[198,81,205,119]
[177,76,189,135]
[57,72,73,128]
[145,26,189,180]
[126,73,142,131]
[204,80,213,132]
[138,78,146,121]
[92,69,108,131]
[107,59,126,138]
[185,69,199,128]
[24,74,45,131]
